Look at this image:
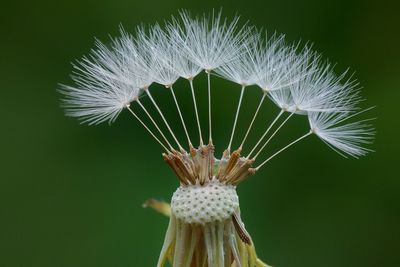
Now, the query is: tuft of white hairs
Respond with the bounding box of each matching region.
[111,28,153,89]
[289,47,362,114]
[308,110,375,158]
[176,10,249,71]
[253,33,299,92]
[139,24,181,87]
[214,29,260,86]
[59,39,139,125]
[165,16,204,80]
[268,87,296,111]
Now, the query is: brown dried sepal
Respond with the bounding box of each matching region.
[164,145,256,186]
[232,212,252,245]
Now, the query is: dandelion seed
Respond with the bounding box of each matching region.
[59,10,375,267]
[176,10,250,143]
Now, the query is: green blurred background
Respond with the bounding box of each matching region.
[1,0,399,266]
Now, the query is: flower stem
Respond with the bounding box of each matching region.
[170,85,192,148]
[126,105,170,152]
[136,99,173,151]
[256,131,312,169]
[239,93,266,150]
[146,89,184,151]
[207,71,213,144]
[247,110,284,158]
[228,85,246,151]
[189,79,204,146]
[253,112,294,159]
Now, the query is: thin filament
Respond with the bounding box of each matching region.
[239,93,266,149]
[247,110,284,158]
[126,105,170,152]
[207,71,212,144]
[136,99,173,150]
[228,85,246,151]
[189,79,204,146]
[145,89,183,150]
[253,112,295,159]
[256,131,312,169]
[170,86,192,147]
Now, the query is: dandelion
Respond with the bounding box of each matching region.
[59,10,374,267]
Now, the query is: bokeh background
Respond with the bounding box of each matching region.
[1,0,399,266]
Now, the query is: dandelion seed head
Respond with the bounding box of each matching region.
[60,10,375,267]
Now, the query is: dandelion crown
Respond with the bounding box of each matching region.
[60,10,374,267]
